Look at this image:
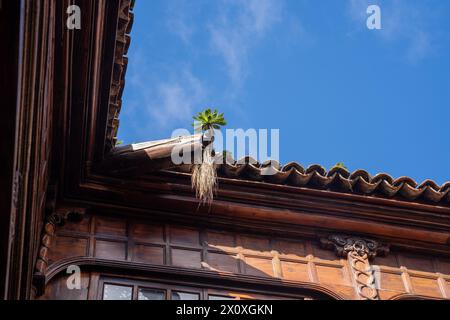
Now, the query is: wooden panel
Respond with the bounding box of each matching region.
[37,272,90,300]
[316,265,349,286]
[409,276,442,297]
[281,261,310,282]
[63,216,91,233]
[170,227,199,247]
[374,255,399,269]
[131,223,164,244]
[239,236,270,254]
[95,240,126,260]
[206,231,236,250]
[132,245,164,265]
[171,249,202,269]
[378,271,405,292]
[95,217,126,237]
[273,240,306,260]
[312,246,341,263]
[435,259,450,275]
[49,236,88,264]
[206,252,239,273]
[243,257,274,277]
[397,254,435,273]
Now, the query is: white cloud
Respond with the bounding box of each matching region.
[166,0,197,44]
[123,0,303,133]
[208,0,283,86]
[124,49,207,130]
[166,0,285,87]
[149,69,206,128]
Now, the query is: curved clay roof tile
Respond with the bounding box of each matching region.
[440,182,450,193]
[287,171,314,187]
[372,173,394,184]
[327,167,351,179]
[309,170,331,188]
[393,176,418,188]
[397,183,424,200]
[282,162,305,174]
[351,176,379,194]
[349,169,371,182]
[418,179,440,191]
[163,150,450,206]
[376,179,401,198]
[242,163,265,181]
[327,174,353,192]
[420,186,445,203]
[306,165,327,176]
[263,169,289,184]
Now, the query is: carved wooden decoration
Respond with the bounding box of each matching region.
[33,205,87,296]
[320,235,389,300]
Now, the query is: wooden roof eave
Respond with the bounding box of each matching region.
[98,134,206,176]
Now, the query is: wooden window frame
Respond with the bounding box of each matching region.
[96,274,309,300]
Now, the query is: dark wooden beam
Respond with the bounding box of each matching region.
[0,0,21,300]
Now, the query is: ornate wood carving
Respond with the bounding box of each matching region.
[33,205,87,296]
[320,235,389,261]
[320,235,389,300]
[52,206,87,225]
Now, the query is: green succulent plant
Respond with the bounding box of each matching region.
[191,108,227,204]
[333,162,348,170]
[193,108,227,133]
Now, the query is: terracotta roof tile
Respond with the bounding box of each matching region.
[175,156,450,206]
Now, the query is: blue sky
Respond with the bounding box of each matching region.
[118,0,450,185]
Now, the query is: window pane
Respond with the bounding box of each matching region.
[138,288,165,300]
[208,295,236,300]
[172,291,199,300]
[103,284,132,300]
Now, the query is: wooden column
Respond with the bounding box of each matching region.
[321,235,389,300]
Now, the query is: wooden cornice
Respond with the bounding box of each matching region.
[54,171,450,256]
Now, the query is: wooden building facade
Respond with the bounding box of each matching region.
[1,0,450,300]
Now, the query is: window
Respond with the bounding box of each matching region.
[100,279,203,300]
[171,292,199,300]
[208,295,235,301]
[99,277,309,300]
[138,288,165,301]
[103,284,133,300]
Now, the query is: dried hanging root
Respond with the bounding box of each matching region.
[191,144,217,204]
